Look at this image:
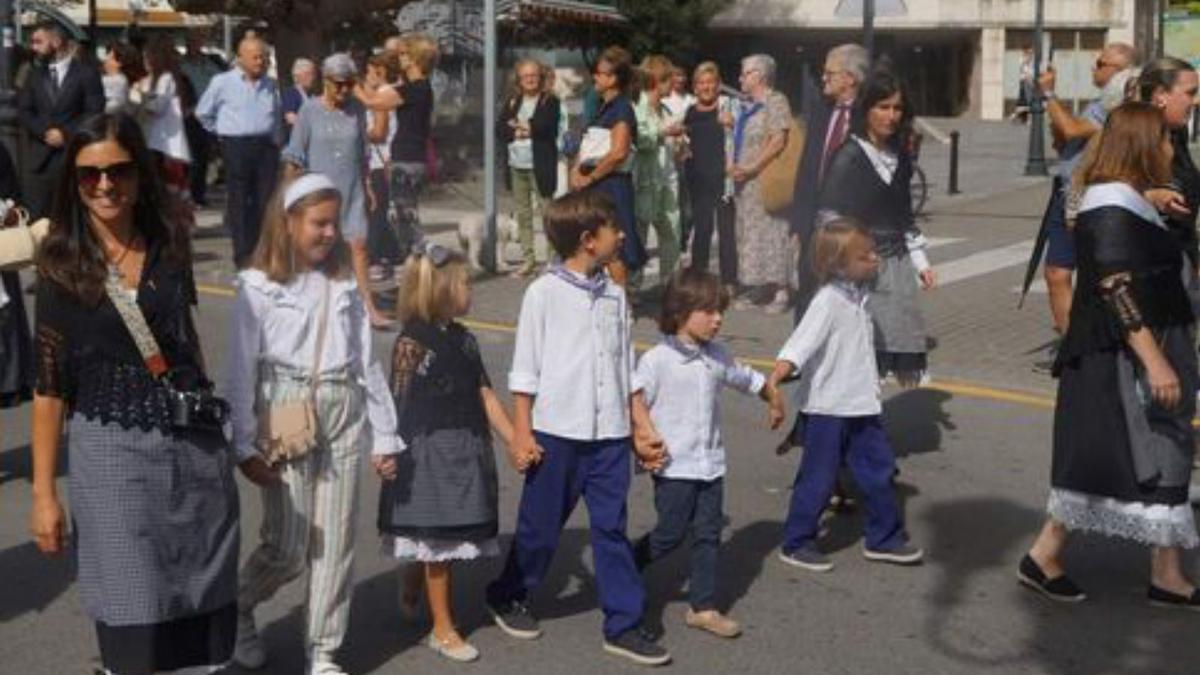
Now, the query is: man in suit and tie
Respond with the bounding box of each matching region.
[791,43,869,321]
[17,22,105,218]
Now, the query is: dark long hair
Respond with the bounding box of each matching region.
[851,68,914,155]
[36,112,183,306]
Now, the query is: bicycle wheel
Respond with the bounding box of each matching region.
[911,163,929,216]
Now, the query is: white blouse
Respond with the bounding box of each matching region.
[131,72,191,163]
[224,269,400,461]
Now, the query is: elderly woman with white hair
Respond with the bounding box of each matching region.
[283,57,317,143]
[730,53,794,313]
[283,53,391,326]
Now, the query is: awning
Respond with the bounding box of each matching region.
[497,0,627,27]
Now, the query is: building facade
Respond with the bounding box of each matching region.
[706,0,1151,119]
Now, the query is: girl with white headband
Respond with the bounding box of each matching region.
[224,172,400,675]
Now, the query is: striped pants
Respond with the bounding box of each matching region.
[237,368,367,663]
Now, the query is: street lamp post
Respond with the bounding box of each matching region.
[863,0,875,60]
[0,0,18,163]
[482,0,497,272]
[1024,0,1048,177]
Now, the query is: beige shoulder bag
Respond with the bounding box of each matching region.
[256,278,330,466]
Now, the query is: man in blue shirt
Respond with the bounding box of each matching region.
[195,34,281,268]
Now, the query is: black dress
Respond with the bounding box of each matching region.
[0,142,33,408]
[1050,183,1198,547]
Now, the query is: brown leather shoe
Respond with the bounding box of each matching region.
[684,608,741,638]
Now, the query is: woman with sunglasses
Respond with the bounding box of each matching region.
[284,53,388,327]
[28,112,240,675]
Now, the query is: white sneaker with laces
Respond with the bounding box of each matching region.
[309,660,349,675]
[233,610,267,670]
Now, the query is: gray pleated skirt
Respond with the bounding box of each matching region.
[68,416,240,627]
[867,254,928,376]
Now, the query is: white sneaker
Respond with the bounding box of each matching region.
[309,660,349,675]
[426,631,481,662]
[233,610,267,670]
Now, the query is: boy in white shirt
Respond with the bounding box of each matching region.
[632,269,783,638]
[486,190,672,667]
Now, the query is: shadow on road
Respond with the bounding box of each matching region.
[0,443,68,486]
[0,541,73,622]
[884,387,955,458]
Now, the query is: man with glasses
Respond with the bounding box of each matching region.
[1034,42,1136,337]
[791,43,869,320]
[195,35,282,268]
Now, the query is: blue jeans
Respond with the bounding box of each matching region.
[781,415,906,553]
[634,476,724,611]
[487,433,645,639]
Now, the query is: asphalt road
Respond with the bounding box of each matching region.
[3,286,1199,675]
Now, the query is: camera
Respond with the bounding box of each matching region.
[162,368,230,432]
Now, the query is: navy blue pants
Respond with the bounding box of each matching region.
[634,476,724,611]
[220,135,279,267]
[781,414,906,553]
[487,433,644,639]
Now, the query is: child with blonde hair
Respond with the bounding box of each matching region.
[769,219,923,573]
[373,242,515,663]
[226,173,399,675]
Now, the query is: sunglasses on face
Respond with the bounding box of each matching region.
[328,78,355,90]
[1095,58,1119,70]
[76,161,137,190]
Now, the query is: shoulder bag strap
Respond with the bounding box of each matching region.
[307,277,331,401]
[104,273,169,377]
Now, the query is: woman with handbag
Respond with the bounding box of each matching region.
[570,45,644,286]
[225,172,399,675]
[0,141,35,408]
[28,112,239,675]
[500,58,561,278]
[731,54,793,314]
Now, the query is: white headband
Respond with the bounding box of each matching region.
[283,173,339,211]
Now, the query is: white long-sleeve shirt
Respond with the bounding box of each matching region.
[224,269,400,462]
[633,339,764,481]
[508,269,633,440]
[777,281,882,416]
[131,72,191,163]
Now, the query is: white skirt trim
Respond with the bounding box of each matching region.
[381,535,500,562]
[1047,488,1199,548]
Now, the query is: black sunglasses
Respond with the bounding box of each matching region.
[76,161,137,189]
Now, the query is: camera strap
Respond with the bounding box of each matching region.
[105,271,170,378]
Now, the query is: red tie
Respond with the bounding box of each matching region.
[820,106,850,181]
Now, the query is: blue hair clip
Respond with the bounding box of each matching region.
[412,239,453,267]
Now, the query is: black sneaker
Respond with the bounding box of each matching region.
[778,545,834,572]
[863,542,924,565]
[487,599,542,640]
[1016,554,1086,603]
[603,629,672,666]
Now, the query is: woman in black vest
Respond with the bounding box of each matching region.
[500,58,561,278]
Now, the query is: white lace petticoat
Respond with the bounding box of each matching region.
[1048,488,1199,548]
[381,535,500,562]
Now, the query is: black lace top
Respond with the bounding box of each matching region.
[391,320,491,441]
[35,238,205,431]
[1055,203,1194,374]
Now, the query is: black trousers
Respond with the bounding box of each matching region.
[366,168,401,264]
[185,116,212,205]
[687,171,737,284]
[220,135,279,267]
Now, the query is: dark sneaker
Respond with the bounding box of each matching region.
[1016,554,1086,603]
[863,542,924,565]
[778,545,834,572]
[603,629,672,666]
[1147,585,1200,612]
[487,599,542,640]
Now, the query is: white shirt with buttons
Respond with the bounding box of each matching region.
[633,339,764,481]
[777,281,882,417]
[508,270,634,440]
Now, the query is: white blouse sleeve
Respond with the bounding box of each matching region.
[776,290,835,373]
[508,283,545,395]
[225,279,265,463]
[357,295,402,455]
[906,230,931,273]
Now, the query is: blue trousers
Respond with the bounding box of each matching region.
[487,433,644,639]
[634,476,724,611]
[781,414,906,553]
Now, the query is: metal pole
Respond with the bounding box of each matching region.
[482,0,497,271]
[1157,0,1165,58]
[1024,0,1048,176]
[863,0,875,62]
[0,0,18,164]
[223,14,232,60]
[948,130,961,195]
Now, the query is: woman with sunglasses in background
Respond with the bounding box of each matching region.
[284,53,389,327]
[28,112,240,675]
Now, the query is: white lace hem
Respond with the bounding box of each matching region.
[381,536,500,562]
[1047,488,1199,548]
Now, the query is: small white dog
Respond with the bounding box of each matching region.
[457,212,519,271]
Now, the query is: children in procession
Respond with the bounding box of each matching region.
[633,268,785,638]
[225,172,400,675]
[373,243,514,663]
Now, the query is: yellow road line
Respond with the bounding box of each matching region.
[197,282,1058,412]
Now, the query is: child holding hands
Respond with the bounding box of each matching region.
[769,219,923,572]
[485,190,673,667]
[373,243,515,663]
[633,269,784,638]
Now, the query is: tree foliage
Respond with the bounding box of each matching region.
[612,0,732,65]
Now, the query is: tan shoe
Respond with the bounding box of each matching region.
[684,608,741,638]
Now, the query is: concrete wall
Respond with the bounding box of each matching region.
[712,0,1133,30]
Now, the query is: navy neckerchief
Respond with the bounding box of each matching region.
[663,334,707,361]
[733,98,764,163]
[547,264,608,298]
